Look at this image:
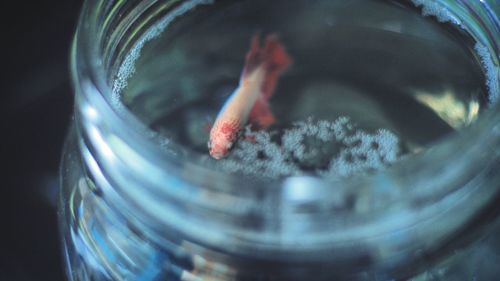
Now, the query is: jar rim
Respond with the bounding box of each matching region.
[70,0,500,255]
[73,0,499,192]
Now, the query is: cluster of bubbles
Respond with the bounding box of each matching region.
[216,117,400,179]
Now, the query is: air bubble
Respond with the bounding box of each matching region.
[111,0,214,110]
[475,43,500,105]
[215,118,401,179]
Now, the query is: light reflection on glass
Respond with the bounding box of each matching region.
[415,90,480,128]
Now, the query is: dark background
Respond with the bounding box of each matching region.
[2,1,83,280]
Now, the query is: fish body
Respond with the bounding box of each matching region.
[208,34,292,159]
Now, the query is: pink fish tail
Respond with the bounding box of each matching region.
[261,34,292,100]
[245,33,292,128]
[263,34,292,72]
[243,34,292,89]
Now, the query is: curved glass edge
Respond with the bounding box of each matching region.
[72,0,499,195]
[68,0,500,263]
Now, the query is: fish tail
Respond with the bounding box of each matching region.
[244,33,292,128]
[261,34,292,99]
[243,34,292,99]
[262,34,292,73]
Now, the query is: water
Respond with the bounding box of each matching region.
[116,0,489,179]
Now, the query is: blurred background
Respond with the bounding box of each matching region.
[2,1,82,280]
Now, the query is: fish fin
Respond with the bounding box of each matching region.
[249,98,276,129]
[242,33,263,77]
[261,34,292,99]
[243,34,292,100]
[242,33,291,128]
[244,33,291,128]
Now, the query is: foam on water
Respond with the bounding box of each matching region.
[215,118,401,179]
[111,0,214,110]
[411,0,462,26]
[411,0,499,105]
[475,43,500,105]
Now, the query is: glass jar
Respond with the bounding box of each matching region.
[60,0,500,280]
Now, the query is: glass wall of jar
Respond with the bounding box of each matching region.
[60,0,500,280]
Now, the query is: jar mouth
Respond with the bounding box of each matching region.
[73,0,499,191]
[71,0,500,256]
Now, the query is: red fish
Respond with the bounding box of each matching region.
[208,33,292,159]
